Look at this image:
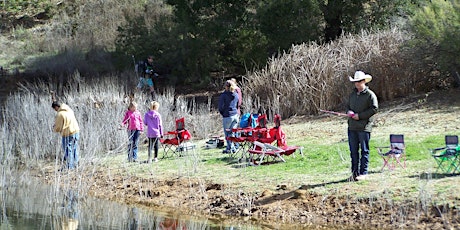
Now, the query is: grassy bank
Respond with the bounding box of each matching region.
[28,88,460,229]
[1,76,459,228]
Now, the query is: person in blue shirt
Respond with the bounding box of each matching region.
[218,80,239,154]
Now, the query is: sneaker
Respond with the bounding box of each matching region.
[154,158,158,162]
[356,175,367,181]
[222,149,230,154]
[147,159,152,164]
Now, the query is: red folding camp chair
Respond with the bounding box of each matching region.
[376,134,406,171]
[248,114,303,165]
[226,113,264,161]
[251,114,271,142]
[160,117,193,158]
[257,114,267,128]
[226,128,252,161]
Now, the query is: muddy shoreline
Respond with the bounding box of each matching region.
[35,165,459,229]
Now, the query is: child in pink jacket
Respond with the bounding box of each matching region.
[122,102,144,162]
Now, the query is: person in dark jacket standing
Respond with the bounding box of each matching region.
[347,71,378,181]
[136,55,159,99]
[218,80,239,154]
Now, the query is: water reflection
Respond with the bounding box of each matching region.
[127,207,139,230]
[0,178,263,230]
[60,189,79,230]
[159,217,182,230]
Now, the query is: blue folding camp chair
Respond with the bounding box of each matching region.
[430,135,459,173]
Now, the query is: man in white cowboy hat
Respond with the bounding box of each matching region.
[346,70,378,181]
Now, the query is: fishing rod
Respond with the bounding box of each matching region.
[319,109,354,117]
[50,90,56,102]
[132,55,138,74]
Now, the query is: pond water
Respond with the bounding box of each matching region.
[1,177,298,230]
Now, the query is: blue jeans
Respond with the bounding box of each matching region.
[223,115,239,151]
[62,132,79,169]
[348,129,370,177]
[63,189,79,219]
[128,130,140,161]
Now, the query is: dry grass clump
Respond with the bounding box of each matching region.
[244,28,429,119]
[1,73,221,164]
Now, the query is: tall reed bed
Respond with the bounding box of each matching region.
[0,72,221,219]
[244,28,430,119]
[4,73,220,162]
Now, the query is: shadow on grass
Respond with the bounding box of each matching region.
[254,179,351,206]
[253,175,371,206]
[218,155,286,168]
[407,172,460,180]
[255,170,385,206]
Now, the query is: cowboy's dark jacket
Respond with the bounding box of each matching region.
[346,86,378,132]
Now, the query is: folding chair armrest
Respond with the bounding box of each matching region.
[252,141,266,149]
[375,146,391,156]
[375,146,390,153]
[430,147,446,154]
[164,131,177,136]
[432,146,447,151]
[263,143,283,151]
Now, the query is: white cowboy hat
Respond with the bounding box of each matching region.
[349,71,372,83]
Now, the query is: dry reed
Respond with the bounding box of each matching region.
[244,28,429,119]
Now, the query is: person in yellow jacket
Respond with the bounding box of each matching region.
[52,101,80,170]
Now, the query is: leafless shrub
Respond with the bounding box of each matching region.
[0,119,16,192]
[2,72,219,165]
[244,28,429,119]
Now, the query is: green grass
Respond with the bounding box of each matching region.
[96,131,459,207]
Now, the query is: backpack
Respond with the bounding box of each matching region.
[136,60,157,78]
[239,113,258,128]
[135,61,145,77]
[239,113,251,128]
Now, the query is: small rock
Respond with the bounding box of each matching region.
[241,208,251,216]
